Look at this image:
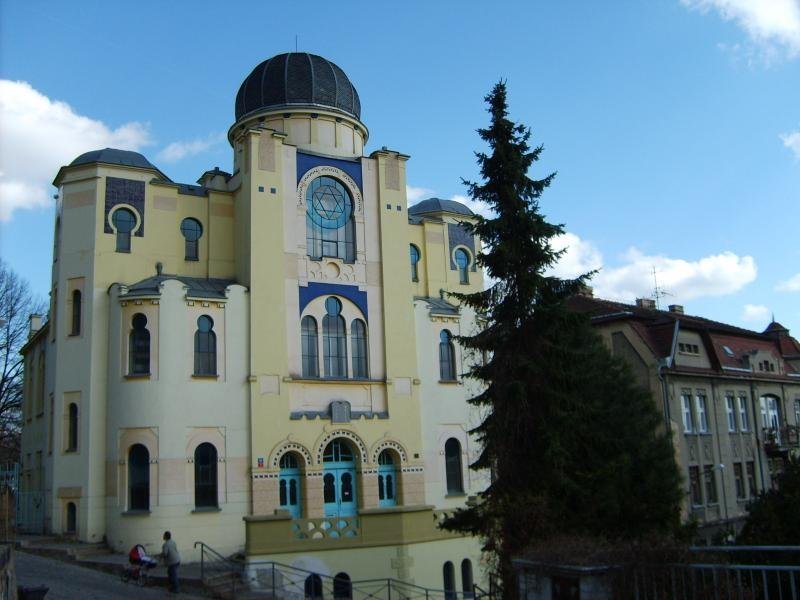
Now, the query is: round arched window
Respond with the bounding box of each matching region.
[112,208,136,233]
[307,177,353,229]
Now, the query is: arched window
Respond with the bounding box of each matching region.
[67,403,78,452]
[304,574,323,600]
[439,330,457,381]
[194,442,218,508]
[351,319,368,379]
[112,208,136,253]
[445,438,464,494]
[129,313,150,375]
[279,452,302,519]
[461,559,474,598]
[333,572,352,600]
[306,176,355,263]
[194,315,217,376]
[443,562,456,600]
[409,244,420,281]
[301,316,319,378]
[180,218,203,261]
[65,502,77,534]
[454,248,470,284]
[378,450,398,507]
[323,297,347,378]
[128,444,150,511]
[70,290,81,336]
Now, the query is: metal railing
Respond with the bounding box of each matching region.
[763,425,800,452]
[195,541,496,600]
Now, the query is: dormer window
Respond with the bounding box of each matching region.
[678,342,699,355]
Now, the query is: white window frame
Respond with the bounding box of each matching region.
[695,394,709,433]
[738,395,749,431]
[682,394,694,433]
[725,395,736,432]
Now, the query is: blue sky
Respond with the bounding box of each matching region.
[1,0,799,334]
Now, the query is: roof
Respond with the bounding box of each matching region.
[70,148,167,176]
[122,275,239,299]
[415,296,460,316]
[235,53,361,122]
[408,198,475,218]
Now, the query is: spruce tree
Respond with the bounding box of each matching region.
[443,83,682,588]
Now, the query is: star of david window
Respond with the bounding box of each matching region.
[306,176,355,263]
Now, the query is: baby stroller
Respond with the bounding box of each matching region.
[121,543,158,586]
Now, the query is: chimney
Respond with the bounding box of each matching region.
[635,298,656,310]
[29,314,42,338]
[668,304,684,314]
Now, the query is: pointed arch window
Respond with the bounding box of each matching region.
[306,176,355,263]
[194,315,217,376]
[194,442,218,508]
[445,438,464,494]
[128,444,150,511]
[301,316,319,378]
[129,313,150,375]
[439,330,457,381]
[70,290,81,336]
[409,244,420,281]
[323,297,347,377]
[351,319,368,379]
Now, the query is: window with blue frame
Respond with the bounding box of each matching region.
[323,297,347,377]
[377,450,398,507]
[409,244,420,281]
[351,319,368,379]
[279,452,302,518]
[301,316,319,378]
[454,248,470,284]
[439,330,457,381]
[306,176,355,262]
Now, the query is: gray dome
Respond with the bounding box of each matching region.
[235,53,361,122]
[70,148,159,170]
[408,198,475,217]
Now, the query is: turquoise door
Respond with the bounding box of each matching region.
[323,440,357,517]
[279,453,302,519]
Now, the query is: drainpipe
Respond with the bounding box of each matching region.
[657,319,681,432]
[750,381,767,492]
[711,380,729,524]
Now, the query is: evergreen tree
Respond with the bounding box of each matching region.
[738,456,800,545]
[443,83,682,588]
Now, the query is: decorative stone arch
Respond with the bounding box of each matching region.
[297,165,363,215]
[186,427,226,461]
[269,441,313,470]
[107,202,143,235]
[370,439,408,465]
[117,427,159,510]
[313,429,368,466]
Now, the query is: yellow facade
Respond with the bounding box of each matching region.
[20,52,487,590]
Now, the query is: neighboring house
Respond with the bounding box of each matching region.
[19,52,488,591]
[569,293,800,540]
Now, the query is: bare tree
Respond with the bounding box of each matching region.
[0,259,45,461]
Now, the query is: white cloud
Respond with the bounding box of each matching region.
[593,248,757,303]
[742,303,771,323]
[0,80,150,222]
[682,0,800,61]
[406,185,434,205]
[548,232,604,279]
[156,132,225,163]
[780,129,800,159]
[777,272,800,291]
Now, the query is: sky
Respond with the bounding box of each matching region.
[1,0,798,335]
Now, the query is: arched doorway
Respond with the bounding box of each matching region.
[279,452,302,518]
[322,439,357,517]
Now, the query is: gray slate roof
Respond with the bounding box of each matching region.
[408,198,475,218]
[416,296,460,316]
[123,275,239,299]
[70,148,168,176]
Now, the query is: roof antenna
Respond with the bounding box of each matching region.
[651,266,672,309]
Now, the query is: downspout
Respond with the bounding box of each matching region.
[657,319,681,432]
[749,381,767,492]
[711,380,729,523]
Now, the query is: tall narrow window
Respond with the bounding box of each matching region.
[65,502,77,534]
[128,444,150,511]
[444,438,464,494]
[738,395,750,431]
[454,248,470,284]
[378,450,397,507]
[194,442,218,508]
[333,573,352,600]
[725,395,736,432]
[681,394,694,433]
[301,316,319,378]
[689,466,702,506]
[194,315,217,376]
[695,394,708,433]
[70,290,81,336]
[306,176,355,262]
[745,461,757,497]
[794,399,800,426]
[461,559,474,598]
[112,208,136,253]
[704,465,718,504]
[180,218,203,261]
[279,452,302,518]
[351,319,368,379]
[443,562,456,600]
[409,244,420,281]
[733,463,745,500]
[439,330,456,381]
[323,297,347,377]
[67,403,78,452]
[129,314,150,375]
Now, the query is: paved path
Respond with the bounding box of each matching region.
[15,550,208,599]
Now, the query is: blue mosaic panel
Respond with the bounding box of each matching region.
[448,223,477,271]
